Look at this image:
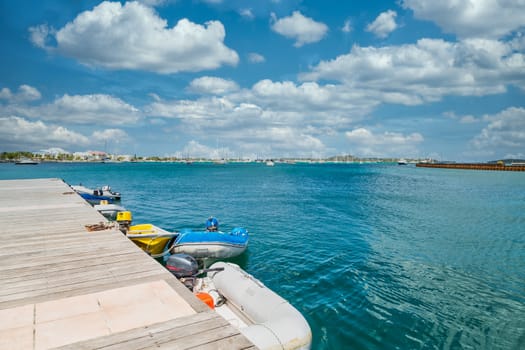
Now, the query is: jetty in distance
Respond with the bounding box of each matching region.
[416,161,525,172]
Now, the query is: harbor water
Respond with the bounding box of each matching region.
[1,162,524,349]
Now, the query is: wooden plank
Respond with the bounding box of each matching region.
[0,252,154,280]
[0,257,163,295]
[156,322,243,350]
[55,312,254,350]
[54,311,222,350]
[0,273,172,309]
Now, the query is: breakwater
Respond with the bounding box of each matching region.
[416,162,525,171]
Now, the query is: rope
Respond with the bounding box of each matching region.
[85,221,119,232]
[149,245,173,259]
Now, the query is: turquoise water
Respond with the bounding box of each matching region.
[1,162,524,349]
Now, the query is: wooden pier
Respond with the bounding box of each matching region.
[0,178,255,350]
[416,163,525,171]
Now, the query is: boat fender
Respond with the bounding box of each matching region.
[207,289,225,307]
[196,292,214,309]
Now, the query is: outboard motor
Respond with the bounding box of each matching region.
[166,253,199,290]
[166,253,199,278]
[116,211,132,234]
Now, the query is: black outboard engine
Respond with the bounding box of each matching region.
[166,253,198,278]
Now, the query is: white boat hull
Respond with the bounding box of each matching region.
[93,203,126,219]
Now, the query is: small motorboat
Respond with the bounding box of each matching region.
[126,223,178,255]
[165,217,248,259]
[166,254,312,350]
[15,158,39,165]
[72,184,121,203]
[93,201,126,220]
[72,185,120,203]
[115,211,177,255]
[167,227,248,259]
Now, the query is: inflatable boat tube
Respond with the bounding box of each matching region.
[209,262,312,350]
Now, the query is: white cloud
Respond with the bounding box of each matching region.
[271,11,328,47]
[460,115,478,124]
[180,140,219,159]
[0,116,89,150]
[92,129,129,143]
[188,77,239,95]
[30,1,238,73]
[239,8,255,20]
[137,0,169,6]
[366,10,398,38]
[0,85,41,103]
[149,79,378,130]
[444,111,479,124]
[471,107,525,152]
[248,52,266,63]
[145,77,383,157]
[0,116,132,152]
[300,38,525,104]
[1,93,141,125]
[28,24,54,49]
[44,94,140,125]
[342,19,352,33]
[345,127,423,157]
[40,147,70,155]
[402,0,525,39]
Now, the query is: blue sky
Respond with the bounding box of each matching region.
[1,0,524,161]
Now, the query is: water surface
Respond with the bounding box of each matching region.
[1,162,524,349]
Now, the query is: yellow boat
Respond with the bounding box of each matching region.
[116,212,177,255]
[126,223,177,255]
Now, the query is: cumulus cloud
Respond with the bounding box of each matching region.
[0,85,41,103]
[248,52,266,63]
[0,116,132,152]
[149,79,377,130]
[471,107,525,153]
[345,127,424,157]
[271,11,328,47]
[1,93,141,125]
[146,77,385,156]
[0,116,89,151]
[38,94,140,125]
[29,1,238,73]
[300,38,525,104]
[402,0,525,39]
[366,10,397,38]
[188,77,239,95]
